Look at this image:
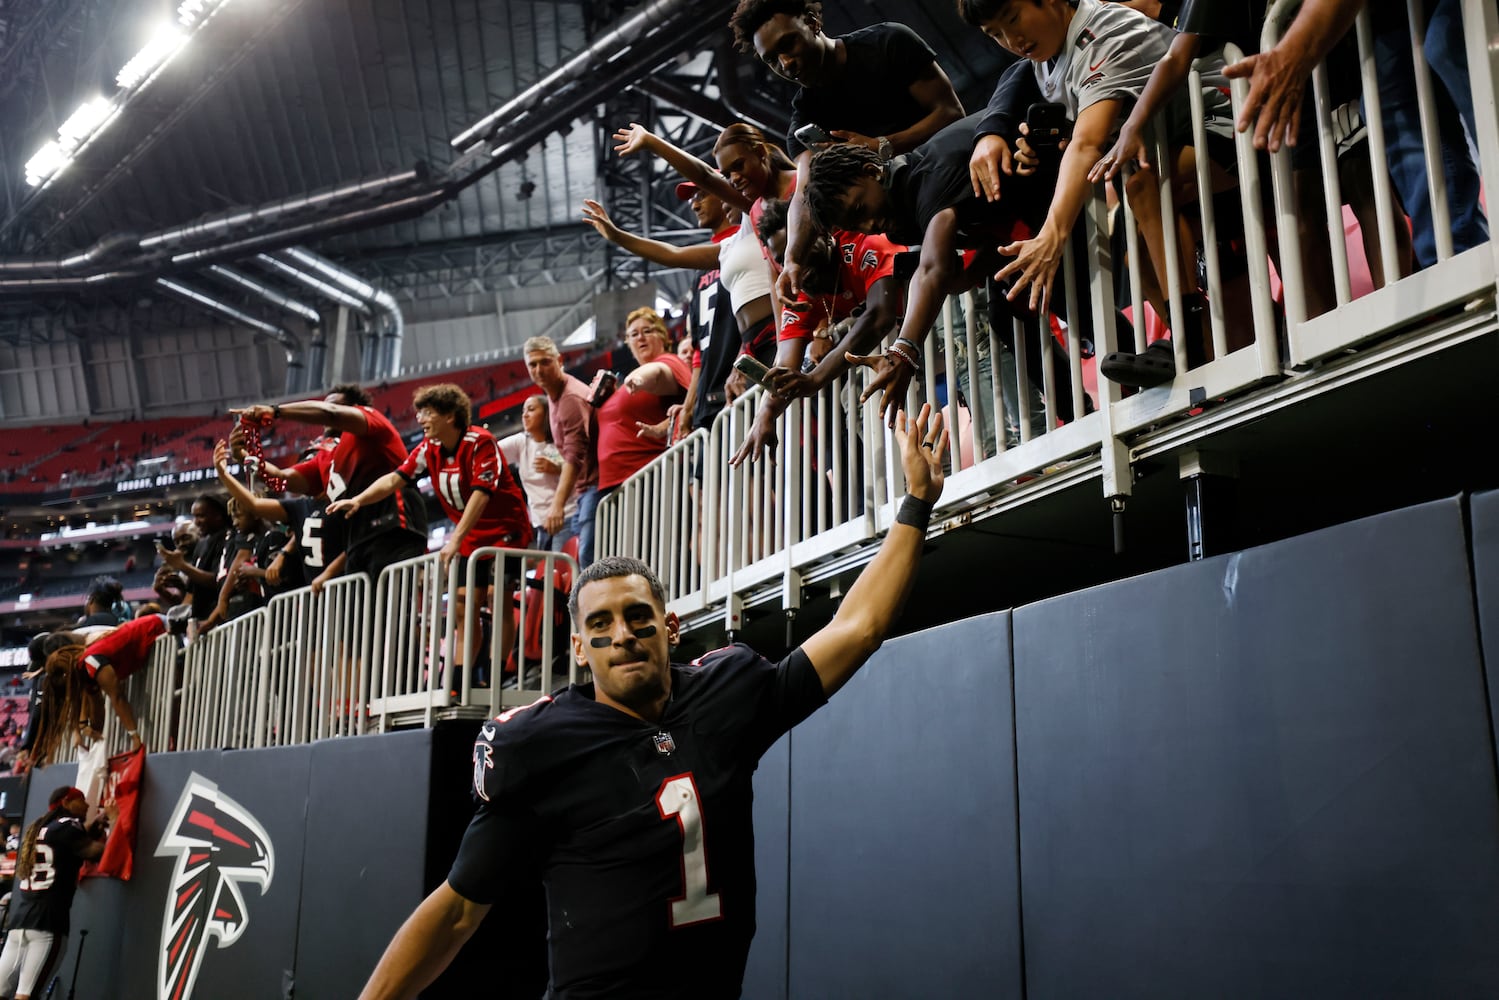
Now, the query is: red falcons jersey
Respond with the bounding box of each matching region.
[398,427,532,555]
[289,407,425,549]
[83,613,166,681]
[777,231,904,341]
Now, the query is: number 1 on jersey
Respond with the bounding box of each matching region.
[656,773,722,927]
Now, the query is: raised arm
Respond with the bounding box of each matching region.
[231,400,370,437]
[358,881,491,1000]
[214,441,290,522]
[799,404,947,696]
[613,123,752,212]
[582,200,720,271]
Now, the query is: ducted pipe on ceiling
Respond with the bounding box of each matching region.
[452,0,692,151]
[206,265,322,326]
[139,164,431,252]
[156,277,305,395]
[0,231,141,276]
[252,254,371,314]
[278,247,404,381]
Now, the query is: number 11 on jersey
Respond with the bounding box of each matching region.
[656,773,722,927]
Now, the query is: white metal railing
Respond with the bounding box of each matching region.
[178,607,267,751]
[596,0,1499,624]
[258,572,373,747]
[100,633,178,754]
[90,547,578,756]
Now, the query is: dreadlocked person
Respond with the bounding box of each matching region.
[28,608,191,766]
[0,786,110,1000]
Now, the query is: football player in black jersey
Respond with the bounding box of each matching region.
[0,787,110,1000]
[360,405,948,1000]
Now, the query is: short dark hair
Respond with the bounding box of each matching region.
[87,575,123,608]
[804,143,883,232]
[193,493,229,519]
[328,382,372,407]
[729,0,821,52]
[955,0,1026,28]
[755,199,791,247]
[412,383,473,431]
[569,556,668,626]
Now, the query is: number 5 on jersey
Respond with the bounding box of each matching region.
[656,773,721,927]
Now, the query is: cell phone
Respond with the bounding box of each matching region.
[1024,102,1072,152]
[733,354,774,390]
[156,535,176,552]
[793,123,834,148]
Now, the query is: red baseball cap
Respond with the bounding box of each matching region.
[675,182,700,201]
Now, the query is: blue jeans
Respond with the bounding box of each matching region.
[1373,0,1489,267]
[572,486,603,569]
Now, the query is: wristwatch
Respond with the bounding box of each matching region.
[876,136,893,162]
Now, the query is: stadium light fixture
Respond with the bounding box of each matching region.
[20,0,234,189]
[116,24,187,92]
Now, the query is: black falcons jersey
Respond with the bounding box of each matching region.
[448,644,828,999]
[9,816,95,935]
[281,497,349,589]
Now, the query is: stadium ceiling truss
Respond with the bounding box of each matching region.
[0,0,814,351]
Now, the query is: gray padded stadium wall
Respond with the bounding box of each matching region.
[1013,495,1499,998]
[743,611,1026,1000]
[1468,488,1499,754]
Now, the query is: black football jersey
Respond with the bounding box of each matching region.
[282,497,349,589]
[448,643,828,999]
[9,816,95,935]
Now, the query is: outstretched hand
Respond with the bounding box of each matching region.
[892,404,947,504]
[1224,48,1306,153]
[847,351,914,428]
[581,199,622,242]
[729,399,783,467]
[612,122,656,157]
[1089,124,1149,183]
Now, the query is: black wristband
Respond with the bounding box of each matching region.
[896,494,933,532]
[271,404,281,419]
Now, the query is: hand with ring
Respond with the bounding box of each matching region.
[1089,123,1151,183]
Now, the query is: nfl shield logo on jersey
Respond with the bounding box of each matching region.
[652,731,676,756]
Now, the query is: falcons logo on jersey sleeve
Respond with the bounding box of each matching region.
[155,774,275,1000]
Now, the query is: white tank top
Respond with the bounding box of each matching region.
[717,223,772,313]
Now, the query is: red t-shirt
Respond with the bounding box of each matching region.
[83,614,166,681]
[398,427,533,555]
[778,231,904,341]
[290,406,407,501]
[596,354,692,489]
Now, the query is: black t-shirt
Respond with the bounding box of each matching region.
[281,498,349,589]
[975,57,1045,144]
[448,644,829,999]
[1177,0,1267,55]
[881,113,1029,246]
[786,23,941,158]
[10,815,95,934]
[691,269,743,432]
[188,529,228,619]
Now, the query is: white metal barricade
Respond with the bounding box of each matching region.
[258,572,372,748]
[368,551,460,728]
[457,546,582,713]
[100,633,179,754]
[177,608,267,752]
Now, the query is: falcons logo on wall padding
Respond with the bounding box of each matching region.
[156,774,275,1000]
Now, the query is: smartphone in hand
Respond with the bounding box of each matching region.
[733,354,775,390]
[793,123,834,148]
